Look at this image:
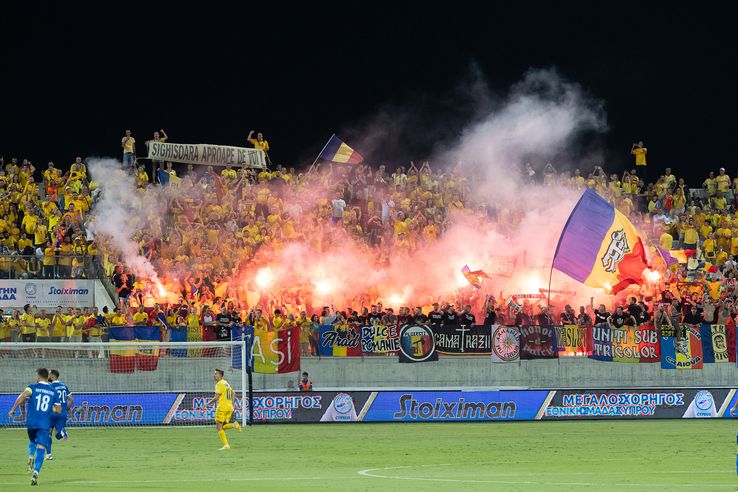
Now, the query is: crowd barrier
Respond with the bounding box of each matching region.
[3,387,736,425]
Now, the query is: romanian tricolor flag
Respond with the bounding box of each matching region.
[252,327,301,374]
[135,326,161,371]
[316,134,364,165]
[553,189,650,294]
[318,325,363,357]
[108,326,136,373]
[461,265,490,289]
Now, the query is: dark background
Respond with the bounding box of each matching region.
[1,2,736,182]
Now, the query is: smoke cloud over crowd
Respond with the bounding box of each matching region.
[88,68,613,315]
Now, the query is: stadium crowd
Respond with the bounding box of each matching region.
[0,155,97,279]
[3,134,738,356]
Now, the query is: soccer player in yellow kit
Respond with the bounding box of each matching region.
[206,369,241,450]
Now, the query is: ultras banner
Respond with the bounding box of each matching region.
[146,141,266,169]
[433,325,492,355]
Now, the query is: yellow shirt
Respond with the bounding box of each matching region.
[717,227,732,250]
[253,318,268,331]
[717,250,728,266]
[70,315,86,337]
[683,227,699,245]
[18,237,33,251]
[703,238,716,257]
[0,320,9,340]
[123,136,136,153]
[111,314,127,326]
[51,314,69,337]
[716,175,731,193]
[59,243,73,266]
[132,312,149,325]
[35,317,51,337]
[43,247,56,266]
[248,138,270,151]
[393,219,408,236]
[272,316,286,331]
[731,236,738,256]
[704,178,716,195]
[659,232,673,251]
[34,224,48,245]
[22,214,38,235]
[631,148,647,166]
[215,379,234,411]
[20,313,36,335]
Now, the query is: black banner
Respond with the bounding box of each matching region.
[433,325,492,355]
[519,325,557,359]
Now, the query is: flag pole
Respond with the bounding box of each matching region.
[308,134,335,173]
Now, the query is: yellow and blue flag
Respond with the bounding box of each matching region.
[553,189,649,294]
[316,134,364,165]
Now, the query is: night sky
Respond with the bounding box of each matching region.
[2,2,736,183]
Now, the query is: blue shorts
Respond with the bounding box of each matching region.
[50,415,67,438]
[27,428,51,451]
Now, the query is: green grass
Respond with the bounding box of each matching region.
[0,420,736,491]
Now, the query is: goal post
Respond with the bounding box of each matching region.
[0,341,252,428]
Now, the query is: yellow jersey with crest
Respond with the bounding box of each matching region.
[216,379,234,411]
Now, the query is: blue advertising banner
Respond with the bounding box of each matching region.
[4,388,738,426]
[361,391,550,421]
[2,393,181,426]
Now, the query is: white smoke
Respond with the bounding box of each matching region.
[439,67,606,203]
[87,158,161,281]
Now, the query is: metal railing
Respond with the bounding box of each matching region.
[0,254,103,280]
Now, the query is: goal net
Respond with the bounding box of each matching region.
[1,341,250,428]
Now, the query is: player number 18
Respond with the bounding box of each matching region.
[34,394,51,412]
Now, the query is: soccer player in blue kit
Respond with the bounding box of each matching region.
[7,368,62,486]
[47,369,72,461]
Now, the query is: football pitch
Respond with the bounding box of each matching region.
[1,420,736,491]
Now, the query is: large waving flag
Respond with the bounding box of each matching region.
[553,189,649,294]
[316,134,364,165]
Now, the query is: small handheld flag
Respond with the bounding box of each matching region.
[315,134,364,165]
[462,265,490,289]
[553,189,650,294]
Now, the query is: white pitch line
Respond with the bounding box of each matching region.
[357,465,734,488]
[0,476,326,486]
